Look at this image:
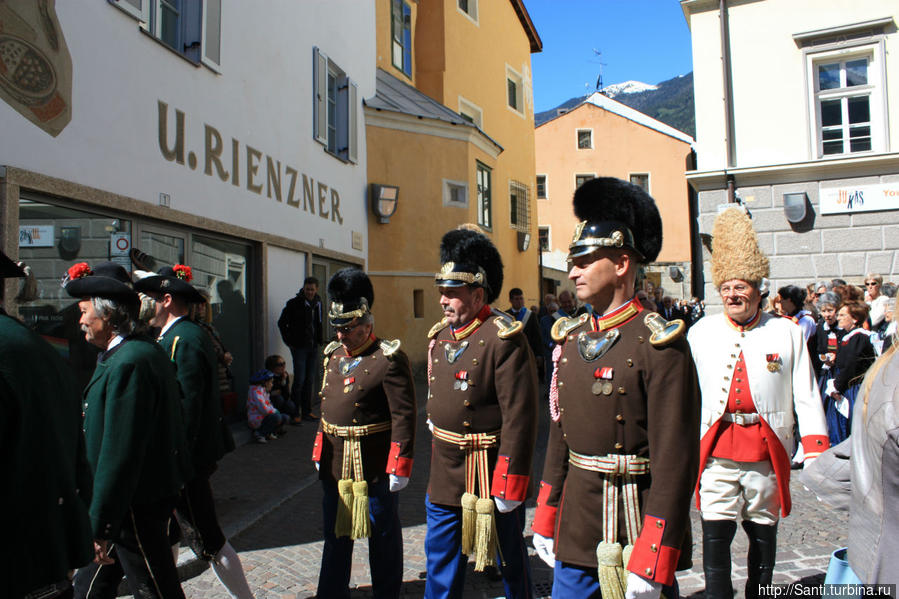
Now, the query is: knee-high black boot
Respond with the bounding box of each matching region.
[701,519,737,599]
[742,520,778,599]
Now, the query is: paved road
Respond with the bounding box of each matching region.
[173,383,847,599]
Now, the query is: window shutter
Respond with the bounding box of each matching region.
[201,0,222,70]
[110,0,149,23]
[348,80,358,163]
[313,47,328,145]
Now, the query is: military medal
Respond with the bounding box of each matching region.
[343,376,355,393]
[766,353,781,372]
[592,366,614,396]
[445,340,470,364]
[454,370,469,391]
[338,356,362,376]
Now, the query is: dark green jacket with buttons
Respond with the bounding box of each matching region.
[82,335,193,539]
[158,318,234,472]
[0,314,94,598]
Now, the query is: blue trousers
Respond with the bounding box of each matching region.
[290,345,318,416]
[424,495,534,599]
[317,477,403,599]
[552,560,681,599]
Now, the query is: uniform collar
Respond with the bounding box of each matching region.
[725,309,762,332]
[345,334,376,357]
[158,315,184,338]
[591,298,642,331]
[452,304,492,340]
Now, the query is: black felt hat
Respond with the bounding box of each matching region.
[327,268,374,327]
[570,177,663,263]
[435,227,503,304]
[0,251,25,278]
[65,261,139,306]
[134,265,204,304]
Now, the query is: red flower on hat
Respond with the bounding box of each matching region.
[173,264,193,282]
[67,262,92,280]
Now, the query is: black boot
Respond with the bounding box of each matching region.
[701,519,737,599]
[743,520,778,599]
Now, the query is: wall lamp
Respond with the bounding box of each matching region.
[783,192,809,224]
[370,184,399,224]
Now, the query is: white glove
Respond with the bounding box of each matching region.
[836,396,850,418]
[426,418,434,433]
[825,378,837,397]
[389,474,409,492]
[532,533,555,568]
[625,572,662,599]
[494,497,521,513]
[314,461,320,471]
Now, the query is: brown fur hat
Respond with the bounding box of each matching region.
[710,207,769,287]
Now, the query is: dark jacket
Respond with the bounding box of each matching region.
[1,314,93,597]
[278,293,323,348]
[834,330,876,394]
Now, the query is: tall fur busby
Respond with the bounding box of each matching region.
[710,207,769,288]
[327,268,374,326]
[438,227,503,304]
[572,177,663,263]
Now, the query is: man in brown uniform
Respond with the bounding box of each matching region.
[424,227,539,599]
[311,268,416,599]
[531,178,699,599]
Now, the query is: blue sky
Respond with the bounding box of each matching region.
[527,0,694,112]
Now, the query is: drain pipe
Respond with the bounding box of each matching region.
[720,0,736,173]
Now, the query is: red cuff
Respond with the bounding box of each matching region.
[626,515,680,586]
[531,481,557,538]
[312,431,323,462]
[386,441,413,477]
[801,434,830,459]
[490,455,529,501]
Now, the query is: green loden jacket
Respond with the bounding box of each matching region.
[158,318,234,473]
[0,314,94,598]
[82,335,193,539]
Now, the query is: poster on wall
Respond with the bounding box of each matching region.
[19,224,54,247]
[820,183,899,215]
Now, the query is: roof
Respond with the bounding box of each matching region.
[510,0,542,53]
[538,91,694,145]
[365,68,503,150]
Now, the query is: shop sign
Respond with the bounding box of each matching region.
[820,183,899,215]
[19,224,54,247]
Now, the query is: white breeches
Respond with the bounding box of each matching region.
[699,457,780,525]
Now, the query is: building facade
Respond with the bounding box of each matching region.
[535,93,696,300]
[366,0,542,368]
[1,0,375,408]
[683,0,899,304]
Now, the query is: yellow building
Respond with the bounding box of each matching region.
[535,92,696,300]
[366,0,542,368]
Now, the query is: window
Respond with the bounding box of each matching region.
[314,47,358,163]
[110,0,222,70]
[536,175,547,199]
[457,0,478,22]
[476,162,492,229]
[413,289,424,318]
[815,56,873,155]
[458,97,483,129]
[443,179,468,207]
[577,129,593,149]
[391,0,412,78]
[509,180,530,231]
[538,226,550,252]
[575,174,595,189]
[629,173,649,192]
[506,66,524,114]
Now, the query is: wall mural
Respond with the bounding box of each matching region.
[0,0,71,137]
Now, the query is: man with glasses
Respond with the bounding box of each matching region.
[531,178,698,599]
[312,268,416,599]
[687,207,829,599]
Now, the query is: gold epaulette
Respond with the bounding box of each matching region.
[323,340,342,357]
[428,317,449,339]
[493,315,523,339]
[643,312,686,348]
[551,313,590,342]
[379,338,401,358]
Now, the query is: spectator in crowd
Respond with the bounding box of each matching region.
[833,284,864,304]
[635,289,656,312]
[539,290,577,382]
[832,278,848,287]
[814,292,844,382]
[689,296,706,325]
[778,285,816,343]
[659,295,685,321]
[804,283,820,320]
[278,277,323,421]
[765,293,783,316]
[507,287,545,379]
[881,298,896,354]
[538,293,557,320]
[191,292,235,401]
[265,354,301,424]
[824,301,876,444]
[880,282,897,299]
[865,274,889,331]
[247,369,289,443]
[814,281,833,299]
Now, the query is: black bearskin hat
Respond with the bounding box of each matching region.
[327,268,374,326]
[435,227,503,304]
[571,177,662,263]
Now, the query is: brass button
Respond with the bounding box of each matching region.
[354,402,360,407]
[721,388,727,392]
[817,439,823,445]
[472,358,479,365]
[645,567,652,576]
[637,336,644,343]
[650,543,657,552]
[727,364,732,369]
[463,421,471,427]
[614,442,623,449]
[618,387,626,394]
[736,388,741,393]
[736,378,742,382]
[626,359,633,367]
[434,359,439,364]
[561,357,568,364]
[558,381,564,387]
[616,414,623,422]
[724,376,729,381]
[656,520,662,528]
[479,340,485,345]
[464,400,471,407]
[735,399,741,405]
[352,418,358,424]
[364,369,369,374]
[430,376,436,382]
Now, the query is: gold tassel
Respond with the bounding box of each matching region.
[473,498,497,572]
[596,541,626,599]
[351,480,371,539]
[619,544,634,589]
[335,478,354,538]
[461,492,478,556]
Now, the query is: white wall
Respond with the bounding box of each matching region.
[266,245,306,368]
[0,0,375,259]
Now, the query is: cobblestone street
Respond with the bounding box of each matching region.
[175,384,847,599]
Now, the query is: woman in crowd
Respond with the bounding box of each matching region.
[814,292,844,382]
[824,301,876,444]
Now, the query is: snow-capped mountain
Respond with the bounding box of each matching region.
[601,80,658,97]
